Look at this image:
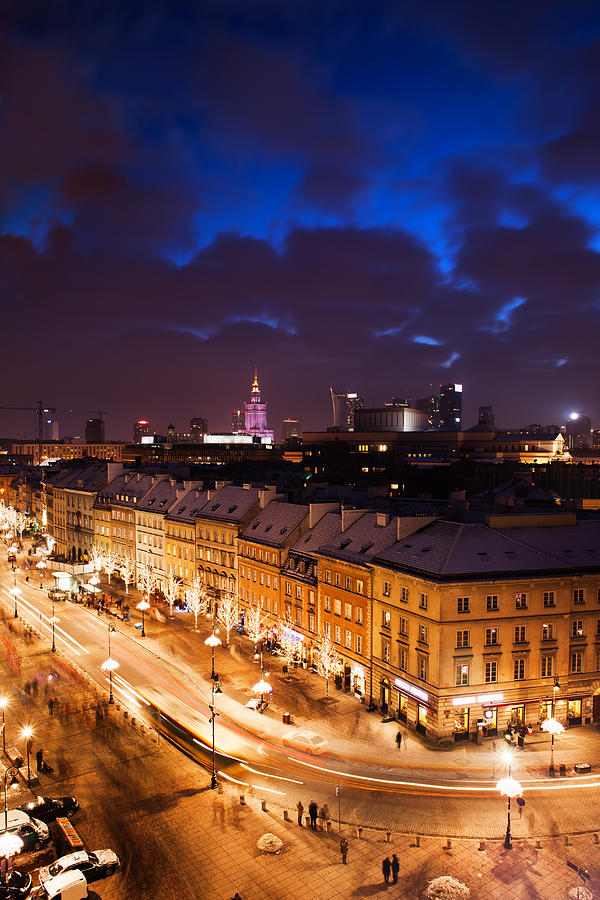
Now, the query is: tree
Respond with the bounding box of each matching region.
[165,572,182,616]
[187,574,205,630]
[137,560,154,599]
[316,629,340,700]
[119,552,135,594]
[278,618,299,678]
[217,590,239,646]
[103,548,119,584]
[246,599,267,651]
[15,511,27,539]
[90,544,105,573]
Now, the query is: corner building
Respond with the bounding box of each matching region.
[372,513,600,742]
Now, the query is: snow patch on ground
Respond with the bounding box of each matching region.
[424,875,471,899]
[257,833,283,854]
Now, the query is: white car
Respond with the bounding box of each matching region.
[39,849,119,886]
[282,729,328,754]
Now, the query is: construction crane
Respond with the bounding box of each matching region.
[0,401,55,464]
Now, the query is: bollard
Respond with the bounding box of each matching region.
[240,795,246,805]
[410,836,421,848]
[357,827,363,839]
[565,836,572,847]
[386,832,391,843]
[123,711,128,719]
[261,800,267,812]
[131,717,136,727]
[217,782,223,795]
[443,839,452,851]
[478,841,486,852]
[326,821,332,833]
[283,810,289,822]
[594,834,599,845]
[535,839,542,850]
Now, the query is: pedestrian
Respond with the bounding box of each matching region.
[395,731,402,750]
[391,854,399,884]
[47,697,54,717]
[340,837,349,864]
[296,800,304,826]
[36,748,43,772]
[308,800,318,830]
[232,894,242,900]
[382,857,391,884]
[32,679,38,698]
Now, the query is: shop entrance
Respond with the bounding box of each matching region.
[567,698,582,726]
[398,693,408,723]
[453,707,469,741]
[380,678,390,714]
[483,707,498,736]
[509,705,525,728]
[416,704,428,736]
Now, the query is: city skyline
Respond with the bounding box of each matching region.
[3,2,600,437]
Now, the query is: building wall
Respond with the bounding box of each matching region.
[165,521,196,593]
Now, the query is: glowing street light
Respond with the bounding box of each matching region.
[0,767,23,869]
[204,632,222,790]
[36,558,46,589]
[21,727,33,789]
[9,586,19,620]
[541,717,565,775]
[204,633,222,682]
[136,598,150,638]
[100,624,119,704]
[89,573,100,587]
[253,678,273,712]
[497,748,522,850]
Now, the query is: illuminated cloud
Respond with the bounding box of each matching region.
[413,335,443,346]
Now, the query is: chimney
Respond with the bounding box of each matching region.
[243,483,252,491]
[341,507,365,532]
[396,516,437,541]
[309,502,338,529]
[376,512,390,527]
[137,473,142,482]
[259,484,277,509]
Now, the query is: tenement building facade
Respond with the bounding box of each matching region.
[371,512,600,741]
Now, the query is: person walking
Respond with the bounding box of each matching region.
[308,800,318,830]
[296,800,304,826]
[391,854,399,884]
[36,748,43,772]
[382,857,391,884]
[47,697,54,717]
[340,837,349,864]
[395,731,402,750]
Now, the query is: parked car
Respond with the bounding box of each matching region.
[3,810,50,852]
[39,850,120,886]
[18,796,79,824]
[0,869,32,899]
[282,729,328,754]
[40,871,88,900]
[47,589,68,602]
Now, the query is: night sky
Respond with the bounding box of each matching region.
[3,1,600,440]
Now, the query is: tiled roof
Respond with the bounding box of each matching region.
[241,502,309,546]
[64,463,110,492]
[320,512,398,563]
[198,485,261,522]
[137,479,186,513]
[291,512,342,556]
[166,488,209,524]
[376,519,600,578]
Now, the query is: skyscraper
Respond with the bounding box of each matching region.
[85,417,105,442]
[478,405,495,426]
[133,419,150,443]
[415,395,440,429]
[231,409,245,433]
[565,413,592,450]
[243,369,274,441]
[330,388,365,430]
[190,417,208,440]
[282,418,300,440]
[439,384,463,430]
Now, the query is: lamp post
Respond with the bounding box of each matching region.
[0,767,23,876]
[21,727,33,789]
[541,717,565,775]
[9,586,18,620]
[136,599,149,637]
[36,559,46,589]
[253,678,272,712]
[204,633,222,789]
[100,624,119,704]
[50,596,58,653]
[0,698,7,753]
[497,748,522,850]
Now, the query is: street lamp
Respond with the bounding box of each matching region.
[36,559,46,589]
[101,625,119,703]
[0,697,7,753]
[204,633,222,790]
[497,748,522,850]
[204,633,222,682]
[253,678,272,712]
[21,727,33,789]
[50,596,59,653]
[9,586,19,620]
[0,767,23,875]
[541,717,565,775]
[136,599,149,637]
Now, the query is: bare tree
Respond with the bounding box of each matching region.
[187,574,205,630]
[278,618,299,678]
[246,599,267,651]
[15,511,27,540]
[90,544,105,574]
[217,590,239,646]
[119,552,135,594]
[165,572,182,617]
[137,559,155,599]
[103,548,119,584]
[316,629,341,700]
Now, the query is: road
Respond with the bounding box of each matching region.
[4,560,600,839]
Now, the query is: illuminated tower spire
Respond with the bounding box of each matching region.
[251,366,260,401]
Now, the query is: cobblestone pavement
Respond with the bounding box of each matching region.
[1,612,600,899]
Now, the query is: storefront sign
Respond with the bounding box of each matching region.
[394,677,428,703]
[451,692,504,707]
[282,626,304,643]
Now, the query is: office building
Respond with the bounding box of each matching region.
[85,417,105,443]
[565,413,592,450]
[439,383,462,430]
[478,406,494,427]
[385,397,412,408]
[44,416,59,441]
[330,388,365,430]
[415,395,440,430]
[190,417,208,439]
[282,418,300,441]
[353,407,427,432]
[232,409,245,434]
[133,419,150,443]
